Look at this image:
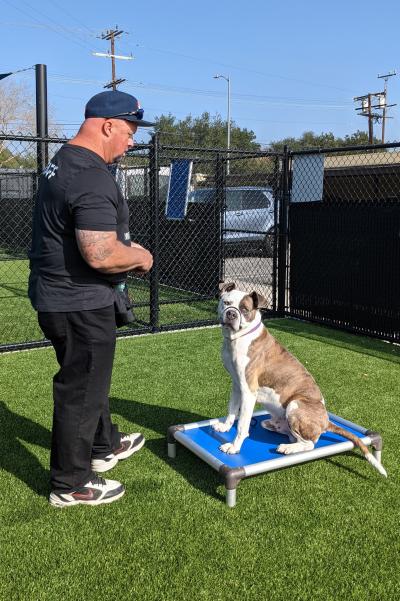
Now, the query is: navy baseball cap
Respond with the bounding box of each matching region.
[84,90,155,127]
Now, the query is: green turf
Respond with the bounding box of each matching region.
[0,258,216,347]
[1,320,399,601]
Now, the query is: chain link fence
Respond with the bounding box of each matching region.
[0,133,399,350]
[288,144,400,341]
[0,134,67,348]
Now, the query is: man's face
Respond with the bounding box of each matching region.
[107,119,138,163]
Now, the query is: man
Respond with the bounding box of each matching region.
[28,90,154,507]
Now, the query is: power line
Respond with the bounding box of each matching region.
[18,0,96,50]
[48,0,98,37]
[132,42,355,94]
[0,20,96,36]
[47,73,352,108]
[3,0,96,52]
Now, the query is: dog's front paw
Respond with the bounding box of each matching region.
[219,442,240,454]
[212,421,232,433]
[276,443,292,454]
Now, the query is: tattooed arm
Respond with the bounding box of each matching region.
[75,229,153,274]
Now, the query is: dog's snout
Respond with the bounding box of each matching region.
[226,309,238,321]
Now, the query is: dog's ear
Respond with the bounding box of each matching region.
[219,282,236,296]
[250,291,268,309]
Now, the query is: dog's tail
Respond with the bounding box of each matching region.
[327,422,387,477]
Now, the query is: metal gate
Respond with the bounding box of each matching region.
[119,139,282,336]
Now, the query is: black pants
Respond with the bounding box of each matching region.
[38,305,120,492]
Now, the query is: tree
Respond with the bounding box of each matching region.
[154,111,260,151]
[269,129,381,152]
[0,79,61,168]
[341,130,381,146]
[0,79,36,134]
[151,112,264,176]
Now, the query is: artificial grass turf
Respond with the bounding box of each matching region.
[0,320,399,601]
[0,258,217,347]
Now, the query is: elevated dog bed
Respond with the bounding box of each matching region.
[167,410,384,507]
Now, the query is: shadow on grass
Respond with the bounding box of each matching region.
[267,317,400,365]
[325,454,370,480]
[0,394,379,502]
[0,283,28,298]
[0,401,50,497]
[110,396,224,502]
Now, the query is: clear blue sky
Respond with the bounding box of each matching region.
[1,0,400,145]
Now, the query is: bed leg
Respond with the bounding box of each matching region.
[366,430,383,465]
[219,466,246,508]
[226,487,237,508]
[167,425,184,458]
[167,442,176,459]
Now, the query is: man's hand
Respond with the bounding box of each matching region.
[76,229,153,274]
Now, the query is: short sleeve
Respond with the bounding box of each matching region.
[66,168,118,231]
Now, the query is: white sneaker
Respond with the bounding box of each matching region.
[114,433,145,460]
[49,476,125,508]
[91,453,118,473]
[91,433,145,473]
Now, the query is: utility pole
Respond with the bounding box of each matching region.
[354,74,396,144]
[92,27,133,90]
[378,71,396,143]
[354,92,381,143]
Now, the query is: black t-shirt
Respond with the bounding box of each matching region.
[28,144,131,311]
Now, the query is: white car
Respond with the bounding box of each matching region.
[187,186,276,256]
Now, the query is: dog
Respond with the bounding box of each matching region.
[213,282,387,477]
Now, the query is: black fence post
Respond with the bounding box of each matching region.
[271,154,280,312]
[35,64,48,176]
[277,145,290,316]
[149,132,160,332]
[216,152,226,285]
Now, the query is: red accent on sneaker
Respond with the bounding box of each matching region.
[72,488,96,501]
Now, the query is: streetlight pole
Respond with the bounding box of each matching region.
[214,74,231,175]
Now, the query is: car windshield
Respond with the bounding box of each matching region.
[240,189,273,209]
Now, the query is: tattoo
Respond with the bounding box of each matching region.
[76,229,114,263]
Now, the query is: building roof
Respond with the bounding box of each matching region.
[324,151,400,169]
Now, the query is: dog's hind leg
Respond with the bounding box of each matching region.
[277,438,315,454]
[220,392,257,454]
[213,383,241,433]
[261,418,293,437]
[276,400,324,454]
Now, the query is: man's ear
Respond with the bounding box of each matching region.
[219,282,236,296]
[250,291,268,309]
[102,119,113,138]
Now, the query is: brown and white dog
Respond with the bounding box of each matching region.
[213,282,387,477]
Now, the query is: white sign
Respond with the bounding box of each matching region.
[291,154,325,202]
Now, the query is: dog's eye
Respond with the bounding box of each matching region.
[223,301,230,306]
[242,309,249,316]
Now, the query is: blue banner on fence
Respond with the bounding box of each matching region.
[165,159,193,220]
